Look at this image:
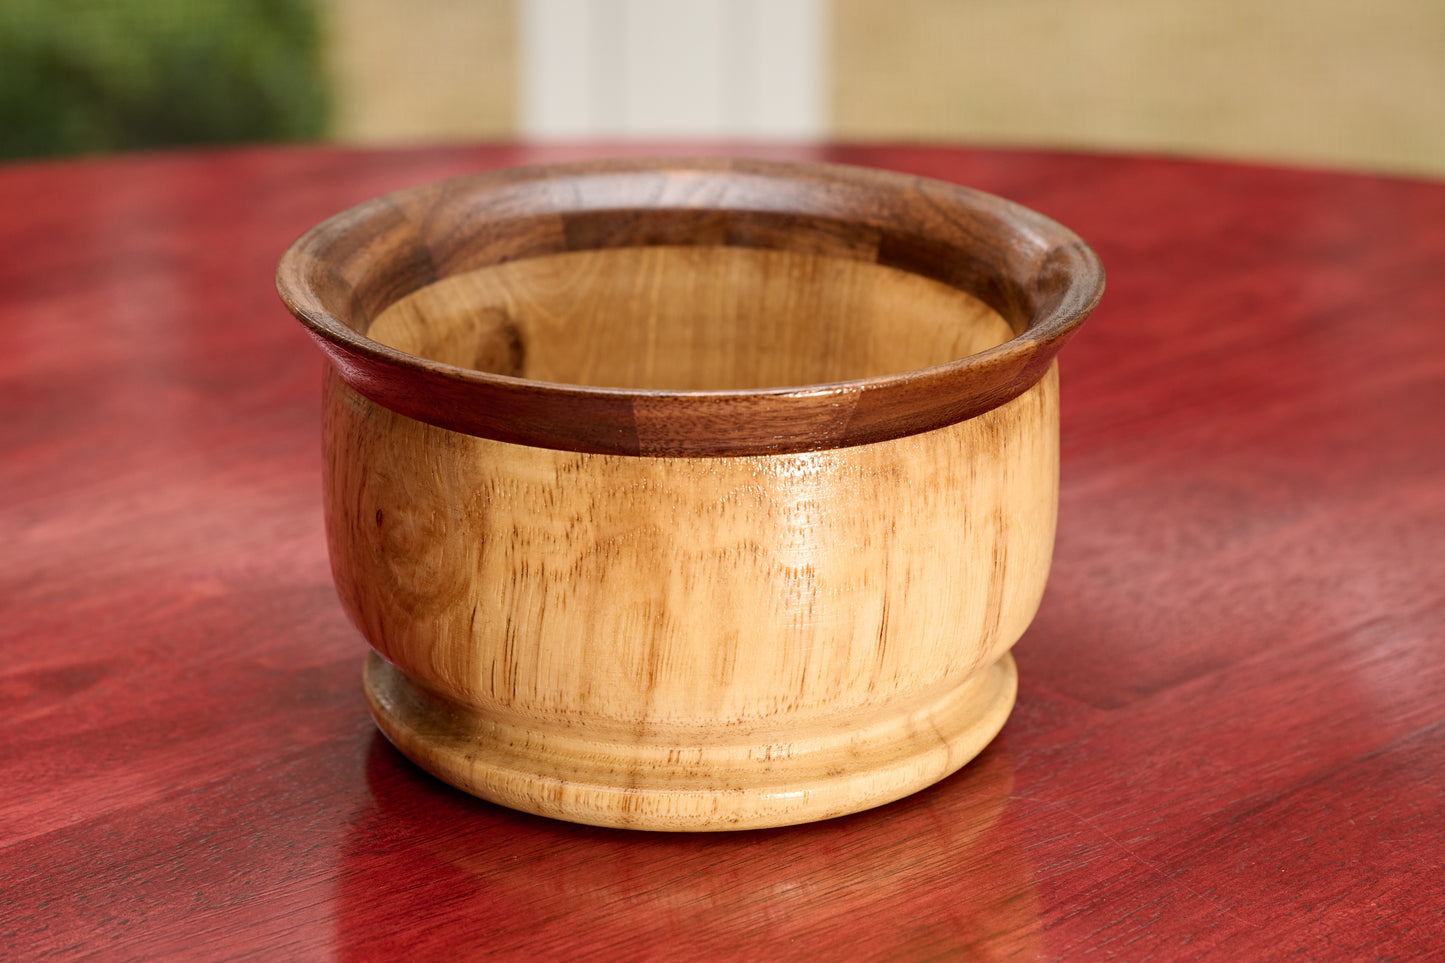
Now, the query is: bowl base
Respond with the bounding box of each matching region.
[363,650,1017,832]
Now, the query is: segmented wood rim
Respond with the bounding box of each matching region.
[276,157,1104,456]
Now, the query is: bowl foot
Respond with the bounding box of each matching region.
[363,650,1017,831]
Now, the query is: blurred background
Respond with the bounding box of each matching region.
[3,0,1443,177]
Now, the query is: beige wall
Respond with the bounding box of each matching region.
[832,0,1445,177]
[320,0,1445,177]
[320,0,516,143]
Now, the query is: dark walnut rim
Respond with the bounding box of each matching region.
[276,157,1104,457]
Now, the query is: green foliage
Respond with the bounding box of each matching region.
[0,0,329,159]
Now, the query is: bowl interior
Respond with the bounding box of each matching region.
[278,159,1103,455]
[367,244,1014,392]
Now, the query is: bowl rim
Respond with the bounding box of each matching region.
[276,157,1104,457]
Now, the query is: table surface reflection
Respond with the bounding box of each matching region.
[2,142,1442,961]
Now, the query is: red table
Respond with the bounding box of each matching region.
[3,143,1442,960]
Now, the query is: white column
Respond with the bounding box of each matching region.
[520,0,826,138]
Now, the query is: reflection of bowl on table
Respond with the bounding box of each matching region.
[336,733,1041,960]
[277,158,1103,831]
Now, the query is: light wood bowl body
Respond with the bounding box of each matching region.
[277,159,1103,830]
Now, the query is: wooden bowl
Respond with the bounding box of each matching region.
[276,158,1103,831]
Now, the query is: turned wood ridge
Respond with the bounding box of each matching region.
[277,158,1104,830]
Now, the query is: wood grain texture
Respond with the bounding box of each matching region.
[366,245,1015,389]
[3,143,1444,958]
[296,162,1077,829]
[325,359,1055,828]
[275,157,1104,456]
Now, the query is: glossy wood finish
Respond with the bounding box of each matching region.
[3,143,1443,957]
[305,175,1074,830]
[366,245,1017,389]
[276,158,1104,456]
[328,364,1054,829]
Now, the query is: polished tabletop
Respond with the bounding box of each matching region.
[2,143,1442,961]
